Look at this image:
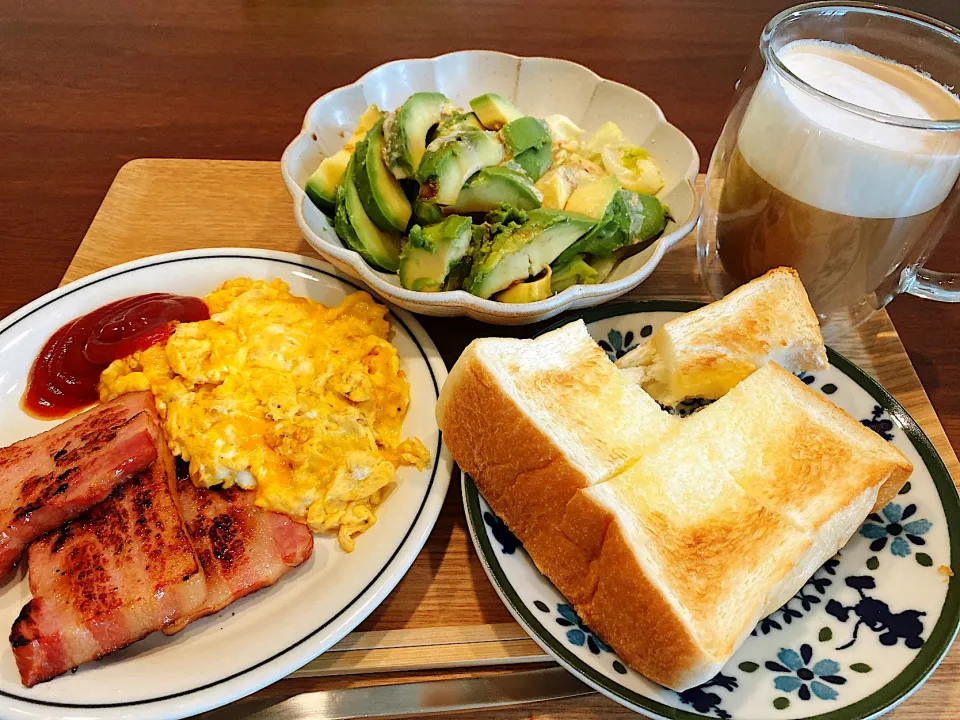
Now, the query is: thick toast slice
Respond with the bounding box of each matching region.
[561,362,912,690]
[437,320,677,602]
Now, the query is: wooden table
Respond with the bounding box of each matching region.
[3,2,960,718]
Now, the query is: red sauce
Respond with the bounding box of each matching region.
[23,293,209,419]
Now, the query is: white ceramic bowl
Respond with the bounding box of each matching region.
[281,50,700,325]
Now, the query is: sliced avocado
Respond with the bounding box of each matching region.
[512,142,553,182]
[552,193,630,269]
[383,92,453,180]
[501,116,551,156]
[355,120,412,233]
[334,156,401,272]
[550,254,599,294]
[564,174,621,219]
[433,112,484,140]
[304,104,382,214]
[464,208,594,299]
[494,268,552,303]
[417,131,505,205]
[444,254,472,291]
[469,93,524,130]
[553,181,669,269]
[621,191,670,252]
[448,166,542,214]
[412,198,445,226]
[305,169,338,216]
[398,216,473,292]
[588,249,625,283]
[535,166,577,209]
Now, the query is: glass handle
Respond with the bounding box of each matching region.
[906,266,960,302]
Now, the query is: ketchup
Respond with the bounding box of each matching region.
[23,293,209,419]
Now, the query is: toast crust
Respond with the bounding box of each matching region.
[577,522,718,689]
[437,322,676,602]
[437,347,601,600]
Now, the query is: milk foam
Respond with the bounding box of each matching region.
[738,40,960,218]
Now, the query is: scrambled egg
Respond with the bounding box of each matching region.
[98,278,430,551]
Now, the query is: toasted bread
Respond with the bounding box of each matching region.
[436,320,677,602]
[439,293,910,691]
[565,453,810,689]
[560,362,912,689]
[616,268,827,404]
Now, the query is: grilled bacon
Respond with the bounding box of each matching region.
[9,443,205,687]
[0,392,161,576]
[163,475,313,635]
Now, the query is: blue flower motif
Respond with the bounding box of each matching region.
[482,511,521,554]
[555,604,612,655]
[859,502,932,557]
[598,329,637,362]
[766,644,846,701]
[862,405,895,441]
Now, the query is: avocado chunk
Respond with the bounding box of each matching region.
[355,120,412,233]
[398,216,473,292]
[304,104,382,215]
[417,131,505,205]
[564,174,621,219]
[412,198,445,226]
[494,267,552,303]
[512,142,553,182]
[621,190,670,251]
[500,117,552,182]
[464,207,594,299]
[383,92,453,180]
[443,254,473,291]
[448,166,542,214]
[535,165,577,209]
[469,93,524,130]
[334,156,401,272]
[550,254,599,294]
[500,116,551,156]
[433,112,484,141]
[588,249,625,283]
[553,176,670,269]
[305,172,338,216]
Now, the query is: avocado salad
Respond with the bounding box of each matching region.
[305,92,671,302]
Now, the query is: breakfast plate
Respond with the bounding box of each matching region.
[0,248,453,720]
[463,300,960,720]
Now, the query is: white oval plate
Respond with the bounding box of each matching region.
[464,301,960,720]
[281,50,700,325]
[0,248,453,720]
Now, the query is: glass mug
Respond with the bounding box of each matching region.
[698,2,960,326]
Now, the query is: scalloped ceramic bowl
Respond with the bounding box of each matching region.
[281,50,700,325]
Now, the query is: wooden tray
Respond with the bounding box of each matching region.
[60,159,960,719]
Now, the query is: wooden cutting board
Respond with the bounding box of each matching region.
[60,159,960,719]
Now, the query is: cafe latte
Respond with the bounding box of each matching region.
[716,40,960,318]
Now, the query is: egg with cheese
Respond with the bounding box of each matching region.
[99,278,430,551]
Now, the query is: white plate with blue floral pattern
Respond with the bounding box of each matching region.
[463,301,960,720]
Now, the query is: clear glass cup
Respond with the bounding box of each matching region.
[697,2,960,326]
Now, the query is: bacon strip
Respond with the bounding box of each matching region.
[0,392,161,575]
[9,443,205,687]
[163,476,313,635]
